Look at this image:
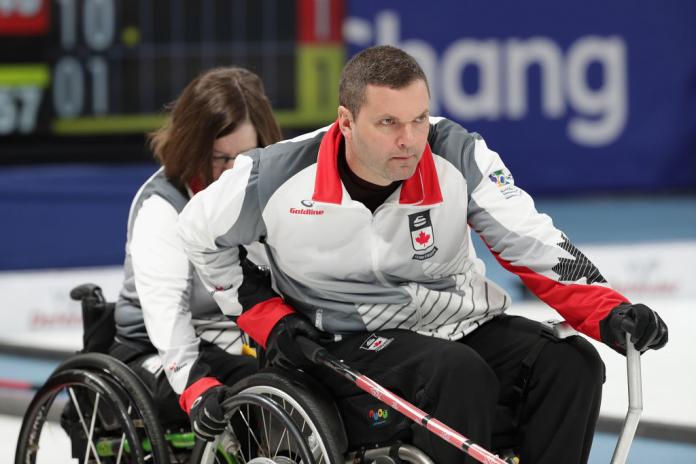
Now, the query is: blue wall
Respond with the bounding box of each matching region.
[1,164,156,270]
[345,0,696,194]
[2,1,695,270]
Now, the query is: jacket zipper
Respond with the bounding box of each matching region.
[369,212,391,287]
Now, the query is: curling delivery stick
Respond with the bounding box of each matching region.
[610,330,643,464]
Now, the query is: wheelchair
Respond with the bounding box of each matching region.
[14,283,441,464]
[15,283,642,464]
[14,284,180,463]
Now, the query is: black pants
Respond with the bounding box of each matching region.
[112,341,257,426]
[313,315,604,464]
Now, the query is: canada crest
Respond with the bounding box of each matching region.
[408,210,438,260]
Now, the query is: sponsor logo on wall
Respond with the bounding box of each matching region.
[345,10,628,147]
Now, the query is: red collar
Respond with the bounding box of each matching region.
[312,121,443,205]
[187,177,204,195]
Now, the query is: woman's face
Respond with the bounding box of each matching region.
[211,120,258,181]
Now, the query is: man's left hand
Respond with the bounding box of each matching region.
[600,303,668,354]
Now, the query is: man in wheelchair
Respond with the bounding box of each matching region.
[178,45,668,464]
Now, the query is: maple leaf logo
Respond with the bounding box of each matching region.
[415,231,431,245]
[551,235,606,284]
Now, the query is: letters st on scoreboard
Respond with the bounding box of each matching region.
[3,0,121,136]
[0,0,345,138]
[0,0,50,136]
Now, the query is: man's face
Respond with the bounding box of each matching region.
[339,80,430,186]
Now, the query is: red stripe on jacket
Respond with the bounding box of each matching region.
[490,250,628,340]
[236,296,295,348]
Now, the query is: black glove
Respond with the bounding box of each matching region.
[265,313,323,369]
[188,384,229,441]
[600,303,668,354]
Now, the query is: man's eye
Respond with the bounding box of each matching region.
[381,118,394,126]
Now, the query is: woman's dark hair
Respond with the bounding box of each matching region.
[149,67,282,187]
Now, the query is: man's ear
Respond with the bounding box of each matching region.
[337,106,353,139]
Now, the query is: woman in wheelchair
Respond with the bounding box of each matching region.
[108,66,282,438]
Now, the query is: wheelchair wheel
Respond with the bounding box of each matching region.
[15,353,170,464]
[191,393,316,464]
[191,368,347,464]
[55,353,170,461]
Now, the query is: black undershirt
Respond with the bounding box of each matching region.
[337,141,402,214]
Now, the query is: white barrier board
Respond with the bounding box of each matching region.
[0,266,123,352]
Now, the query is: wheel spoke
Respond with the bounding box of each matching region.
[272,424,289,458]
[286,421,294,461]
[274,393,298,461]
[236,444,249,464]
[285,419,295,463]
[68,387,102,464]
[247,403,251,461]
[84,392,102,464]
[115,431,126,464]
[268,400,273,453]
[236,407,263,458]
[114,404,133,464]
[261,407,271,456]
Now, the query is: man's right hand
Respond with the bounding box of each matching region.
[265,313,323,369]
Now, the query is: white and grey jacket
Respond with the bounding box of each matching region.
[178,118,628,346]
[115,168,262,393]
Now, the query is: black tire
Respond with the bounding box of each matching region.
[15,353,170,464]
[191,368,347,464]
[57,353,171,463]
[16,368,146,463]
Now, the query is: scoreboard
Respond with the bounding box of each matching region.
[0,0,344,158]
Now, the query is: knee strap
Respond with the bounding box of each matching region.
[512,326,558,418]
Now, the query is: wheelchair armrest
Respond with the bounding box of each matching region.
[541,319,579,339]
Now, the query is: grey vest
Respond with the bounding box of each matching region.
[114,168,218,342]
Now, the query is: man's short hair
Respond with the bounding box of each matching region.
[339,45,429,118]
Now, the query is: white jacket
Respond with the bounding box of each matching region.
[178,118,628,345]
